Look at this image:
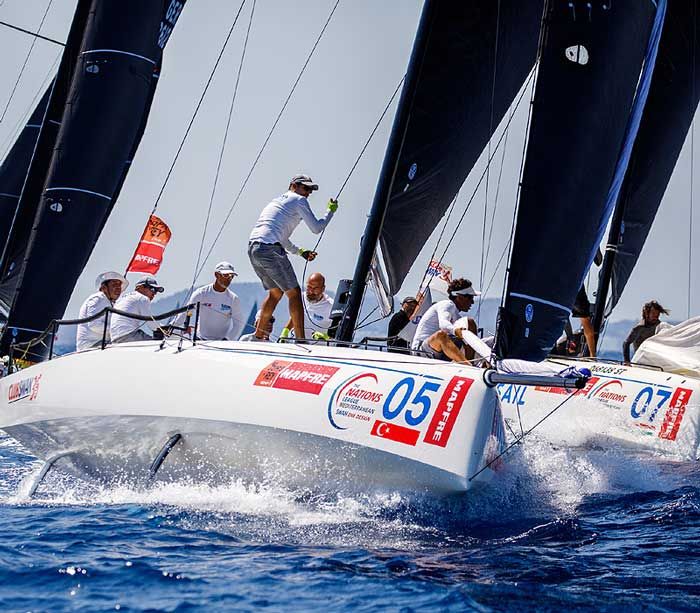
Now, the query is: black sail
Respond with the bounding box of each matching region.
[0,0,186,356]
[597,0,700,320]
[0,88,50,245]
[496,0,660,362]
[378,0,544,295]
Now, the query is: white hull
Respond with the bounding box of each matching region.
[0,341,506,494]
[498,358,700,459]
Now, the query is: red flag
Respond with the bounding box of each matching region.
[126,214,171,275]
[370,420,419,446]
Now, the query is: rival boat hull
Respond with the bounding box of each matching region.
[0,341,506,494]
[497,358,700,459]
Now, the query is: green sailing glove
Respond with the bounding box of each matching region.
[327,198,339,213]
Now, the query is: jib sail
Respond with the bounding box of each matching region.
[496,0,662,362]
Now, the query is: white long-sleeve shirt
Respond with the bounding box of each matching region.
[249,191,334,254]
[110,291,158,341]
[76,291,112,351]
[411,299,464,350]
[185,284,244,340]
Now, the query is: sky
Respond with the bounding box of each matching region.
[0,0,698,348]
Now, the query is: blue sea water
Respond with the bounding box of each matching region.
[1,431,699,612]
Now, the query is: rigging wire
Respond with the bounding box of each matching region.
[0,18,63,47]
[468,391,577,482]
[149,0,248,217]
[194,0,342,281]
[479,0,502,321]
[498,1,549,314]
[433,67,537,272]
[300,75,405,333]
[0,51,59,160]
[190,0,256,293]
[0,0,55,124]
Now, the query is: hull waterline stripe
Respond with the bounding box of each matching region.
[510,292,570,314]
[82,49,156,65]
[44,187,112,200]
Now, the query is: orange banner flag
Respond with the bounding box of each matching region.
[126,214,172,275]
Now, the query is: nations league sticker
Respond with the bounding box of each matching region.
[408,162,417,180]
[525,303,534,323]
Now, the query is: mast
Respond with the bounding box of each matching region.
[336,0,438,342]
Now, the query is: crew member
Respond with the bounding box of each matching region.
[248,174,337,341]
[281,272,334,339]
[387,295,421,353]
[76,271,128,351]
[110,276,165,343]
[182,261,244,340]
[623,300,670,363]
[411,278,479,362]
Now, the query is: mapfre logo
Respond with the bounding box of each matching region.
[255,360,339,395]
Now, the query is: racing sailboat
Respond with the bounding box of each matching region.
[0,0,588,496]
[495,0,700,459]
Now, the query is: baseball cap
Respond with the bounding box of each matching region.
[290,174,318,190]
[135,275,164,293]
[401,296,418,305]
[95,271,128,292]
[214,261,237,275]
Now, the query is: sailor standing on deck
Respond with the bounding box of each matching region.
[76,271,128,351]
[248,174,337,340]
[110,275,164,343]
[181,261,244,340]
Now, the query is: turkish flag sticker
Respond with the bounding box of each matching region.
[370,419,419,446]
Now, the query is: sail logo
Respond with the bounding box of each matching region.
[7,374,42,403]
[525,303,534,323]
[255,360,339,395]
[327,373,383,430]
[424,376,474,447]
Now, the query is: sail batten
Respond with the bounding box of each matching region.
[496,0,660,362]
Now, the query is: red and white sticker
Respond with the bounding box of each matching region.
[658,387,693,441]
[254,360,339,395]
[424,376,474,447]
[370,419,419,446]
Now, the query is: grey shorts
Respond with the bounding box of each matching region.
[248,242,299,292]
[417,334,462,361]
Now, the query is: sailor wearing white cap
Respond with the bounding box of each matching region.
[180,261,244,340]
[76,271,128,351]
[110,275,165,343]
[248,174,338,340]
[411,278,480,362]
